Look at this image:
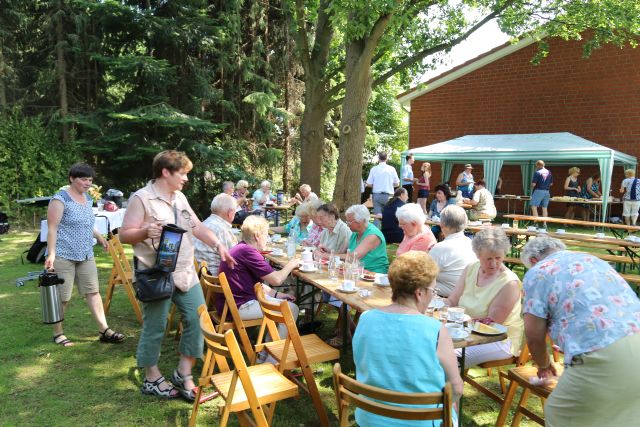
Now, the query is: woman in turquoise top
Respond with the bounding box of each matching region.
[353,251,463,426]
[344,204,389,273]
[271,202,313,243]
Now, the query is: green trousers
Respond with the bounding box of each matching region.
[136,283,205,367]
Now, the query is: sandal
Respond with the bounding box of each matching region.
[171,369,198,402]
[99,328,125,343]
[141,376,179,399]
[53,334,75,347]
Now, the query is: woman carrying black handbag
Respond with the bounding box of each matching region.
[120,150,235,401]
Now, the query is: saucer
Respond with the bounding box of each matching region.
[450,331,470,341]
[337,286,360,294]
[299,266,318,273]
[270,251,284,257]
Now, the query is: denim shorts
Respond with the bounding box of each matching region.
[530,189,550,207]
[417,189,429,199]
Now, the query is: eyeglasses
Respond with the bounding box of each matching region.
[424,287,437,296]
[181,209,196,228]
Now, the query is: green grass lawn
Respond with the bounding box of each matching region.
[0,229,545,426]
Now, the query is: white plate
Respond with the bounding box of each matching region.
[374,279,390,286]
[336,286,360,294]
[428,299,445,309]
[360,274,376,282]
[299,266,318,273]
[472,322,507,336]
[450,331,470,341]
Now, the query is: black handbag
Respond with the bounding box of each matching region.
[134,259,175,302]
[133,203,179,302]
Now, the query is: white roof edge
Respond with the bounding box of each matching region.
[398,36,538,109]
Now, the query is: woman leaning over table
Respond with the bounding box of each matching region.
[343,204,389,273]
[353,251,463,426]
[563,167,581,220]
[520,237,640,426]
[619,168,640,226]
[579,172,602,221]
[300,198,324,247]
[44,163,125,347]
[464,180,496,221]
[271,201,313,243]
[119,150,235,400]
[446,227,523,367]
[396,203,437,256]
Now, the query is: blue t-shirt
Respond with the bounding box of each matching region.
[532,168,553,191]
[353,310,452,426]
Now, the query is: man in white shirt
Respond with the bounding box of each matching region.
[401,154,417,201]
[428,205,477,297]
[366,152,400,226]
[194,193,239,274]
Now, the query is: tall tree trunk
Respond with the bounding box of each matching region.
[299,82,328,194]
[0,43,7,116]
[332,40,373,213]
[55,3,69,142]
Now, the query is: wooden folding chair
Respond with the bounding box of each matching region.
[333,363,453,426]
[495,363,564,427]
[191,309,299,427]
[464,336,560,404]
[104,234,142,324]
[254,284,339,427]
[215,272,263,361]
[199,267,233,333]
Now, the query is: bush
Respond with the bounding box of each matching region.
[0,112,78,220]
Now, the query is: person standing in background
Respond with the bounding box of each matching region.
[221,181,234,196]
[401,154,417,201]
[455,164,474,199]
[416,162,431,214]
[366,152,400,227]
[530,160,553,218]
[620,169,640,225]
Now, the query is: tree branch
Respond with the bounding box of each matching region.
[293,0,311,73]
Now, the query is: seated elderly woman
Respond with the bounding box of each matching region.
[446,227,523,366]
[429,205,477,297]
[353,251,463,426]
[380,187,408,244]
[343,204,389,273]
[271,201,313,243]
[429,184,456,239]
[396,203,437,256]
[314,203,352,259]
[301,198,324,247]
[520,237,640,426]
[464,180,496,221]
[218,215,299,337]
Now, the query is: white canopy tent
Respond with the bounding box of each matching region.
[401,132,637,222]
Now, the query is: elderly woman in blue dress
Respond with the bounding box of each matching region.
[44,163,125,347]
[520,237,640,426]
[271,201,314,243]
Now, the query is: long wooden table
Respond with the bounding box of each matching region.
[503,214,640,238]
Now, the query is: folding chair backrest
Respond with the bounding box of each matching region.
[108,234,132,280]
[333,363,452,426]
[200,267,229,330]
[217,272,257,361]
[199,310,269,426]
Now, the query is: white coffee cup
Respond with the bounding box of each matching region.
[301,262,314,271]
[501,223,510,228]
[595,232,605,238]
[445,323,464,338]
[448,306,466,323]
[301,251,313,263]
[556,229,566,234]
[342,279,355,291]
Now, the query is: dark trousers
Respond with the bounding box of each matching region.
[403,184,414,202]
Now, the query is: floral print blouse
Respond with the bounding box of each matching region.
[523,250,640,363]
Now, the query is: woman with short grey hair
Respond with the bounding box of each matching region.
[439,204,467,234]
[520,236,566,268]
[343,204,388,273]
[271,201,313,243]
[447,227,524,366]
[395,203,436,256]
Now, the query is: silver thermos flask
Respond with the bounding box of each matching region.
[39,271,65,324]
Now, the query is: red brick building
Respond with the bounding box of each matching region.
[398,36,640,215]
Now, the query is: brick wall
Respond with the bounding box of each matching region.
[408,36,640,217]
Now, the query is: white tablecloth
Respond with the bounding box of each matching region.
[40,208,126,242]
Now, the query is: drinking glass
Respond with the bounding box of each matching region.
[438,306,448,324]
[449,306,466,326]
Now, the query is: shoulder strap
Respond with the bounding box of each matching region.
[631,178,639,200]
[57,190,72,202]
